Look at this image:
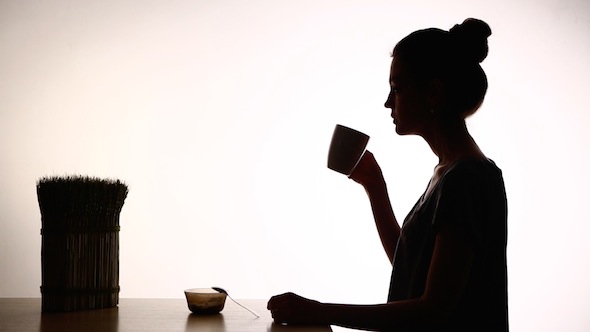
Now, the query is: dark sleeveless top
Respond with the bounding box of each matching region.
[388,159,508,331]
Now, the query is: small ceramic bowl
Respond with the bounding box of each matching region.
[184,288,227,314]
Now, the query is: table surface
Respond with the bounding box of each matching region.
[0,298,332,332]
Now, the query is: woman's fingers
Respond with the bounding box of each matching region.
[349,151,384,188]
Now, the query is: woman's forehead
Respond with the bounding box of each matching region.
[389,57,406,82]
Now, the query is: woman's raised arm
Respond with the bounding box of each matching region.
[349,151,400,263]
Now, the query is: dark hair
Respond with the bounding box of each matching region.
[392,18,492,118]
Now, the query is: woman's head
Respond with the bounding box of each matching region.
[389,18,492,120]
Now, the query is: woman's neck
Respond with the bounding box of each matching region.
[421,119,485,168]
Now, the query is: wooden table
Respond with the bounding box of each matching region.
[0,298,332,332]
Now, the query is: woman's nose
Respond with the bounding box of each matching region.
[384,92,393,109]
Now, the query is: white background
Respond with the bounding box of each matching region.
[1,0,589,331]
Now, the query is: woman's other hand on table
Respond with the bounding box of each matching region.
[267,292,326,325]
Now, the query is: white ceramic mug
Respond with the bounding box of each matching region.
[327,124,369,175]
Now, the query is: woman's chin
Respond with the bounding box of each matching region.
[394,123,418,136]
[394,125,408,135]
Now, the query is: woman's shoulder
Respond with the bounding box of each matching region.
[443,158,503,185]
[433,158,507,216]
[450,157,500,172]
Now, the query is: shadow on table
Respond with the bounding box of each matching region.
[268,322,333,332]
[184,312,330,331]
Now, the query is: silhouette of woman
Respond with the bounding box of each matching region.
[268,18,508,331]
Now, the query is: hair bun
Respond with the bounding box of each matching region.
[449,18,492,63]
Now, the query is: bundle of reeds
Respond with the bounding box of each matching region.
[37,175,128,312]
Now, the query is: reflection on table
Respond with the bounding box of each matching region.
[0,298,333,332]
